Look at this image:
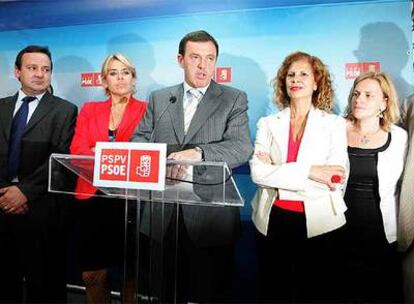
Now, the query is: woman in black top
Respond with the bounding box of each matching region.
[341,72,407,303]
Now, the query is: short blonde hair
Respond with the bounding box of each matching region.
[272,51,334,112]
[345,72,400,131]
[101,53,136,96]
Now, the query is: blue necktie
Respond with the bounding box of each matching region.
[8,96,36,180]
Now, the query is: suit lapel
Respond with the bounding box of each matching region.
[117,98,134,140]
[95,100,111,141]
[404,118,414,190]
[296,107,318,164]
[117,98,142,141]
[269,108,290,163]
[183,81,222,145]
[168,85,185,145]
[399,111,414,249]
[268,107,319,165]
[0,94,18,141]
[25,92,55,134]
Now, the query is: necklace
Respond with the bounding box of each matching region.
[356,128,381,146]
[290,112,309,142]
[110,98,128,131]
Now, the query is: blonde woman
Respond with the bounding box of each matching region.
[341,72,407,302]
[250,51,348,302]
[70,53,147,303]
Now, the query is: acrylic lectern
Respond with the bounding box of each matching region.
[49,153,244,303]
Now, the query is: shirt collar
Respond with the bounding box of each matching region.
[183,81,209,96]
[17,90,46,102]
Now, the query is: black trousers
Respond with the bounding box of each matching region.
[256,205,342,303]
[0,200,68,303]
[143,205,235,303]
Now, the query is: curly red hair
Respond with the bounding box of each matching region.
[273,51,334,112]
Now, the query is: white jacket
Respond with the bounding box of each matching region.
[376,125,407,243]
[250,107,349,238]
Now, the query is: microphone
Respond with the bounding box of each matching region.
[149,95,177,142]
[169,96,177,104]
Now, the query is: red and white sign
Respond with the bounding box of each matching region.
[215,67,232,83]
[345,62,381,79]
[93,142,166,190]
[81,72,102,87]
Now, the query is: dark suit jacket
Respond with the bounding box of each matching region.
[0,91,77,210]
[131,80,253,246]
[70,97,147,198]
[0,91,77,302]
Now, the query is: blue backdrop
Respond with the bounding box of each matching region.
[0,0,412,299]
[1,0,411,219]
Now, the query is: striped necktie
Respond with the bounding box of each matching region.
[184,89,202,134]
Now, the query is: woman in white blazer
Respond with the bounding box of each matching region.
[341,72,407,303]
[250,52,348,303]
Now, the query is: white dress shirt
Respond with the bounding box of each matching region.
[13,90,45,122]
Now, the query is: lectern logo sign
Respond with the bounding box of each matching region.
[129,150,160,183]
[99,149,129,181]
[137,155,151,177]
[93,142,166,190]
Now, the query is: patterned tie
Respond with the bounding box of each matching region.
[8,96,36,180]
[184,89,202,134]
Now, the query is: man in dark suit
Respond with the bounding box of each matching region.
[0,45,77,303]
[132,30,252,302]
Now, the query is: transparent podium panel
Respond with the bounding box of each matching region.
[49,153,244,303]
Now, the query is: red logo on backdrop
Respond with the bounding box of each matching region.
[81,72,102,87]
[215,67,232,83]
[129,150,160,183]
[81,73,94,87]
[345,62,380,79]
[94,73,102,86]
[99,149,129,181]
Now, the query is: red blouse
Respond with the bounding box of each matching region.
[273,122,305,213]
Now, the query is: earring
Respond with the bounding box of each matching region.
[377,108,384,119]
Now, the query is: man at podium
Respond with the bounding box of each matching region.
[131,30,252,303]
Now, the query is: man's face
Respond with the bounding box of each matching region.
[15,52,51,96]
[177,40,217,88]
